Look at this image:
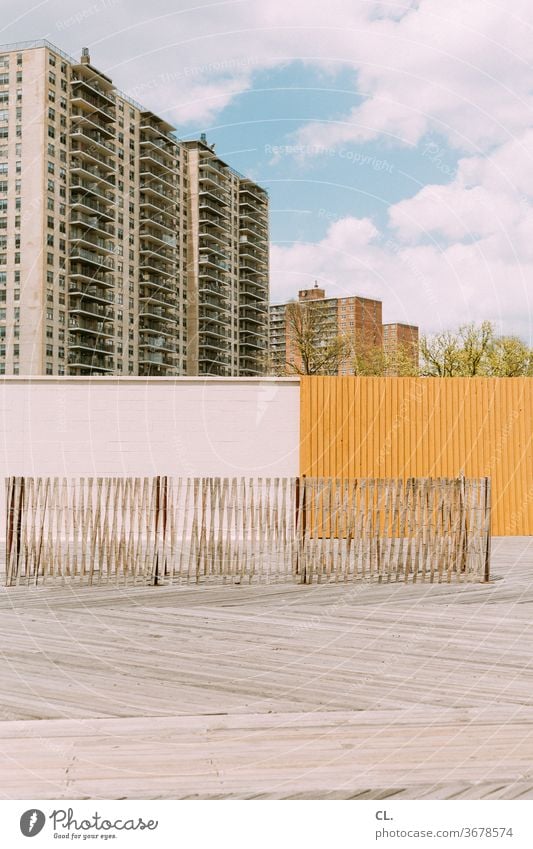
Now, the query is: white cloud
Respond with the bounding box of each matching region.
[294,0,533,154]
[271,201,533,340]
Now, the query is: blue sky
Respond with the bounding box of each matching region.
[189,63,461,246]
[2,0,532,337]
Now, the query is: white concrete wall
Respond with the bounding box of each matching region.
[0,377,300,537]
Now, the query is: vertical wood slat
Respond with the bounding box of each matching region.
[3,475,490,588]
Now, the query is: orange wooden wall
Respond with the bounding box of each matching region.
[300,377,533,536]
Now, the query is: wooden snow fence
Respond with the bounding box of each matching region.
[4,476,491,587]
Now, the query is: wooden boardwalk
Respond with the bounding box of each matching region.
[0,536,532,799]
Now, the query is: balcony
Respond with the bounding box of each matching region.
[139,150,175,174]
[70,194,115,220]
[140,227,177,248]
[71,144,115,173]
[70,246,114,269]
[240,306,268,324]
[140,244,176,263]
[140,134,177,157]
[70,213,115,238]
[139,290,176,309]
[69,302,114,320]
[199,198,230,219]
[140,167,177,191]
[71,158,115,186]
[139,336,177,353]
[199,253,228,271]
[69,337,113,355]
[139,305,176,322]
[198,212,229,232]
[139,197,177,223]
[70,127,115,156]
[139,116,176,143]
[139,215,176,236]
[69,318,114,337]
[71,90,115,122]
[71,178,115,206]
[239,183,268,205]
[68,352,114,372]
[71,110,114,138]
[139,260,174,279]
[69,268,115,289]
[71,75,116,106]
[198,156,228,178]
[70,231,115,255]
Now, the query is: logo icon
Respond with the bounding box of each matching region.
[20,810,46,837]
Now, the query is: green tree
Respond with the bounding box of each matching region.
[487,336,533,376]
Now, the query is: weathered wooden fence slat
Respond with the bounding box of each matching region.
[4,476,491,587]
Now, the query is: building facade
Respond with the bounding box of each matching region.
[0,40,268,376]
[183,138,269,376]
[270,285,418,375]
[382,322,419,373]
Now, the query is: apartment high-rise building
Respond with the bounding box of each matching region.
[382,322,419,373]
[0,40,268,377]
[270,284,382,375]
[270,285,418,375]
[182,138,269,376]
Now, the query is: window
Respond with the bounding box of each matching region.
[0,92,8,104]
[0,75,9,86]
[48,107,55,121]
[46,309,53,320]
[0,127,7,139]
[49,54,56,67]
[47,161,55,174]
[0,111,8,122]
[48,89,55,103]
[48,71,56,85]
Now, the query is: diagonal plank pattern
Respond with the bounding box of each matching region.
[0,537,531,799]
